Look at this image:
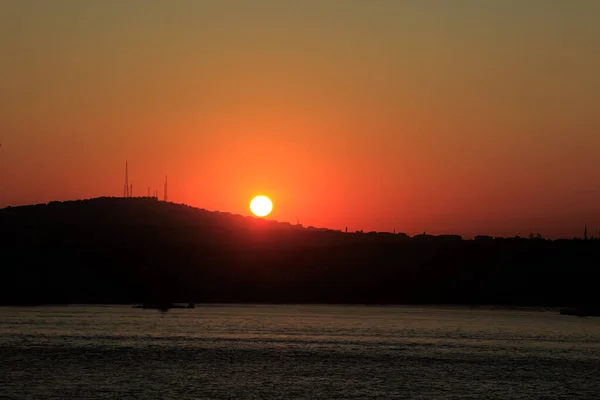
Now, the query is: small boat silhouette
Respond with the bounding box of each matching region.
[560,307,600,317]
[132,302,195,311]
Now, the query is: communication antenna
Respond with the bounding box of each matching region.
[124,161,129,197]
[164,175,168,202]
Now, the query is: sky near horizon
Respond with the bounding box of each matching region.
[1,0,599,238]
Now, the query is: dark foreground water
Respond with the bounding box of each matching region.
[0,305,599,399]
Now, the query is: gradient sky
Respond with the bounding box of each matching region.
[1,0,599,238]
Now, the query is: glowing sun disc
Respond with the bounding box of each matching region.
[250,195,273,217]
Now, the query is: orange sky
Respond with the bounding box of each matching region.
[1,1,599,238]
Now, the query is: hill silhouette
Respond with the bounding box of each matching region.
[0,197,598,306]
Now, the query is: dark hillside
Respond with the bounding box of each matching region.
[1,197,598,306]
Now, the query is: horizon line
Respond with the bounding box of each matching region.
[0,196,596,242]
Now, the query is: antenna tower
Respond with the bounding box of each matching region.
[164,175,168,202]
[124,161,129,197]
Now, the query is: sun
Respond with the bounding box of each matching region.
[250,195,273,217]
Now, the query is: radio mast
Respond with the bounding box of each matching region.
[164,175,168,202]
[124,161,129,197]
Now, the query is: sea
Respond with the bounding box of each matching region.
[0,305,599,399]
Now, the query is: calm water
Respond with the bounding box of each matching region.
[0,305,599,399]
